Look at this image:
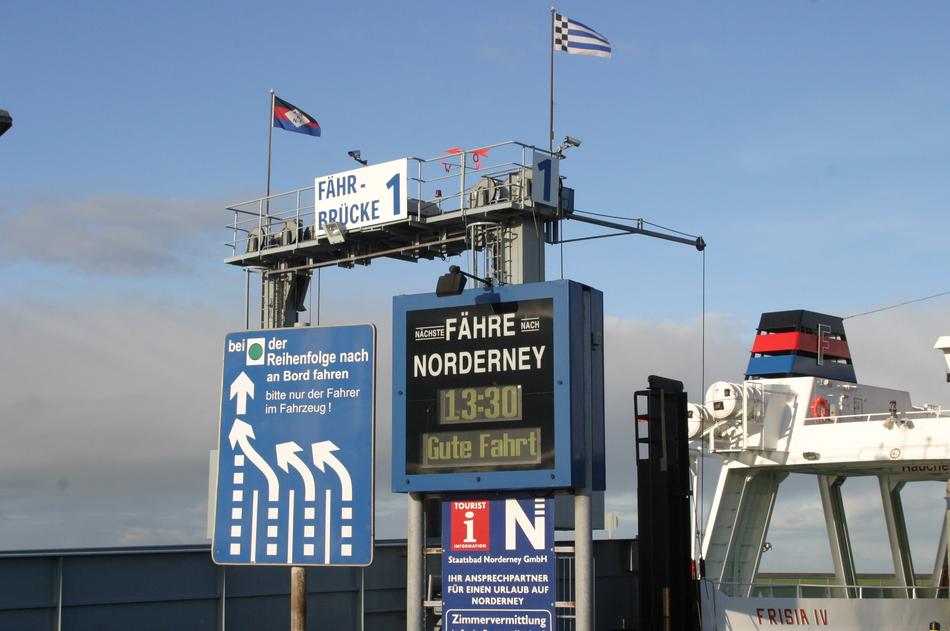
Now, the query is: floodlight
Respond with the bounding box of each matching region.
[436,266,467,297]
[324,221,347,244]
[347,150,368,166]
[435,265,494,297]
[0,110,11,137]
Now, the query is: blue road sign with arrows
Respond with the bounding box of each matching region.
[212,324,375,566]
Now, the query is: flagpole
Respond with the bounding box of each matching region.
[550,8,565,279]
[549,7,555,152]
[266,89,275,199]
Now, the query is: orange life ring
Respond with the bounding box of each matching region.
[810,396,830,419]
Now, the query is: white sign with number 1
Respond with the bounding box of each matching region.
[532,150,559,209]
[312,158,408,239]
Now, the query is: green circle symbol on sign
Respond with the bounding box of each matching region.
[248,343,264,361]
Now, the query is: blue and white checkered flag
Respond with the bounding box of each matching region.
[553,12,612,59]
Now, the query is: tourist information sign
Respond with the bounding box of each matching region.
[212,324,375,566]
[441,495,556,631]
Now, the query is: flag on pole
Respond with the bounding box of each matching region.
[273,95,321,137]
[553,12,612,59]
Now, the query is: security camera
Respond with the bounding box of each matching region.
[563,136,582,148]
[555,135,583,158]
[347,150,368,166]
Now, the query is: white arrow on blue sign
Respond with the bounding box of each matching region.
[212,324,375,566]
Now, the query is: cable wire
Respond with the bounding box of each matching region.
[698,247,707,573]
[844,289,950,320]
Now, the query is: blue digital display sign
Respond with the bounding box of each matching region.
[392,280,604,493]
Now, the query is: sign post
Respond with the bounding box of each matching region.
[212,325,376,568]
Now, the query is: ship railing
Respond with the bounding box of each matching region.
[713,579,947,599]
[803,406,948,426]
[702,405,950,455]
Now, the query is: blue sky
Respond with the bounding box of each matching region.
[5,1,949,320]
[2,1,950,571]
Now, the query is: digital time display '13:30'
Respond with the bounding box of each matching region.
[438,385,523,424]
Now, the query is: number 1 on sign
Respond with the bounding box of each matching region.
[537,158,551,201]
[386,173,401,215]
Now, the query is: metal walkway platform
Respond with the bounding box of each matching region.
[224,141,564,271]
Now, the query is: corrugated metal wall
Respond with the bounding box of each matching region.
[0,539,636,631]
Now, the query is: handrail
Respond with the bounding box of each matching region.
[223,140,551,258]
[803,408,948,425]
[711,579,947,599]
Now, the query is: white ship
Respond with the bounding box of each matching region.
[691,310,950,630]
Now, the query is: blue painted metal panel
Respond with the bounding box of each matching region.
[63,552,218,604]
[214,324,376,566]
[0,557,56,609]
[746,355,857,383]
[0,541,635,631]
[589,288,606,491]
[64,600,217,631]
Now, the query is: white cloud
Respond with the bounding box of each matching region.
[2,237,947,582]
[0,195,225,275]
[0,296,229,548]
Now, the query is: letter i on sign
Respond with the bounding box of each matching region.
[450,501,489,551]
[463,511,477,543]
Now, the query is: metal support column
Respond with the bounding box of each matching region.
[503,218,545,285]
[930,511,948,597]
[879,475,916,595]
[574,285,595,631]
[817,475,856,597]
[54,556,63,631]
[946,479,950,599]
[406,492,424,631]
[290,566,306,631]
[218,566,226,631]
[359,567,366,631]
[575,489,593,631]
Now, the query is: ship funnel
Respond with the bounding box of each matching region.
[746,309,856,383]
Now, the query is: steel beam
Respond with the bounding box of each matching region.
[879,476,915,595]
[817,475,856,597]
